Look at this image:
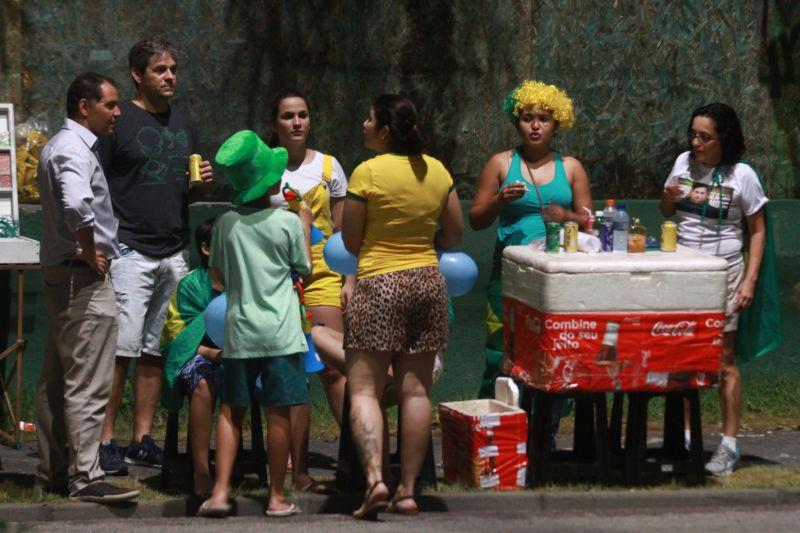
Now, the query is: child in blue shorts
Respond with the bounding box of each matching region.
[199,131,313,518]
[160,217,221,498]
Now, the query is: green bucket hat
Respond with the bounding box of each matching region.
[215,130,288,206]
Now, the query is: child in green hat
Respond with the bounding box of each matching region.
[199,130,313,518]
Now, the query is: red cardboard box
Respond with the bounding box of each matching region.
[440,399,528,490]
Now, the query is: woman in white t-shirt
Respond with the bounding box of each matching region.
[660,103,768,477]
[267,89,351,494]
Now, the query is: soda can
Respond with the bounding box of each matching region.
[19,420,36,432]
[660,221,677,252]
[189,154,203,182]
[600,220,614,252]
[583,214,594,234]
[563,221,579,252]
[546,222,561,253]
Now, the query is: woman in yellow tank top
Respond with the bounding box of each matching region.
[268,89,351,494]
[342,94,463,518]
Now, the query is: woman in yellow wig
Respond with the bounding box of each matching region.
[469,81,592,397]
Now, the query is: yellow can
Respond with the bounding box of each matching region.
[660,221,677,252]
[564,221,579,252]
[189,154,203,182]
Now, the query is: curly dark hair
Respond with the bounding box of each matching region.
[688,103,745,166]
[372,94,427,156]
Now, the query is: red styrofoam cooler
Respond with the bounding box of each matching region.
[501,244,728,392]
[440,399,528,490]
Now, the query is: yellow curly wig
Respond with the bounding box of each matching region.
[502,80,575,130]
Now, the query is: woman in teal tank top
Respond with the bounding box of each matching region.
[469,81,592,398]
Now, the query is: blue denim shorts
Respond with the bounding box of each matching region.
[110,243,188,357]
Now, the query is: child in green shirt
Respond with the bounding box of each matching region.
[199,131,312,518]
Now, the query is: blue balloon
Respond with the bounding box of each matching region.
[310,225,324,245]
[323,232,358,275]
[438,252,478,297]
[303,333,325,374]
[204,293,227,349]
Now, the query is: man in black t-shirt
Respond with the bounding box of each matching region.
[97,38,214,473]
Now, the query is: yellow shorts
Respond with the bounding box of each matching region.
[304,240,343,308]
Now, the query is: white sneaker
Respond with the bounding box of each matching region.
[705,444,739,476]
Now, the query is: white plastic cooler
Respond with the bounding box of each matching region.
[501,244,729,392]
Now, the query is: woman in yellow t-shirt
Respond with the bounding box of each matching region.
[267,89,349,494]
[342,94,463,518]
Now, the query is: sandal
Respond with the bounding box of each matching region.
[197,499,232,518]
[352,480,389,520]
[266,502,301,517]
[388,494,419,515]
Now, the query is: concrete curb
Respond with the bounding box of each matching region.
[1,488,799,522]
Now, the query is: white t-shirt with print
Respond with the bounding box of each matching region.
[269,150,347,208]
[664,151,768,266]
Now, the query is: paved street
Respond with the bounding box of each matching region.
[1,429,798,530]
[7,504,800,532]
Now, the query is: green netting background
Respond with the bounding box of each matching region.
[2,0,798,198]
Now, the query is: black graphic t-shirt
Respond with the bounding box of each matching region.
[98,100,198,258]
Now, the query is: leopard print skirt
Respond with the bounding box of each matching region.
[345,266,449,354]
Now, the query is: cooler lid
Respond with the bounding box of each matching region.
[503,244,729,273]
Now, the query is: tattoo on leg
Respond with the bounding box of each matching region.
[351,408,381,475]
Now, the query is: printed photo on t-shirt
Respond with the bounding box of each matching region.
[673,175,733,219]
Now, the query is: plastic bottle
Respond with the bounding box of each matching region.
[628,217,647,253]
[600,200,617,252]
[613,202,629,253]
[593,210,604,237]
[602,199,617,219]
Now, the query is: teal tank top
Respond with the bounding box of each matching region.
[497,150,573,246]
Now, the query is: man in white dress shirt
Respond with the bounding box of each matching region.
[36,72,139,503]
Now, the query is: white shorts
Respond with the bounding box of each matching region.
[110,243,189,357]
[724,261,745,333]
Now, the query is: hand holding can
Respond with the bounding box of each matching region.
[189,154,203,183]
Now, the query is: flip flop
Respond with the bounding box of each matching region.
[266,502,301,517]
[197,499,232,518]
[353,481,389,520]
[388,494,419,515]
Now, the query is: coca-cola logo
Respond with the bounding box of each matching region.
[651,320,697,337]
